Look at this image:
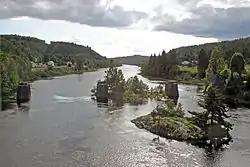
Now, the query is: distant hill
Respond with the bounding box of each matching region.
[172,36,250,63]
[0,35,109,68]
[112,55,149,66]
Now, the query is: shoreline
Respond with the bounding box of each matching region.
[138,73,204,86]
[1,67,98,111]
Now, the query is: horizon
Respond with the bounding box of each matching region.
[3,33,250,59]
[1,0,250,58]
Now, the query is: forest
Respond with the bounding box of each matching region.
[141,36,250,108]
[173,36,250,63]
[112,55,149,66]
[0,35,110,110]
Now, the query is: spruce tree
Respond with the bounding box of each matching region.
[230,52,245,78]
[197,49,209,79]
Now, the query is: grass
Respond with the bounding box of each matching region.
[246,64,250,74]
[178,65,197,75]
[169,117,196,130]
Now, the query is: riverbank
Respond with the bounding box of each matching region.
[1,67,98,111]
[28,67,98,82]
[139,73,205,86]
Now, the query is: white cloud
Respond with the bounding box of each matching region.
[1,0,249,57]
[0,18,218,57]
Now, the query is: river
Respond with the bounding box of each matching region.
[0,65,249,167]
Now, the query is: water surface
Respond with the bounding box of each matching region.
[0,65,249,167]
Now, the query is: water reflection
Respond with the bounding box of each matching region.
[17,105,30,112]
[203,149,223,167]
[77,74,83,82]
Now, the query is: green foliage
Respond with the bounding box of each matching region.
[112,55,149,66]
[75,56,85,72]
[1,34,111,110]
[103,66,170,104]
[246,65,250,74]
[230,52,245,77]
[243,91,250,101]
[27,67,76,82]
[126,76,149,94]
[179,65,197,75]
[153,99,185,117]
[172,36,250,63]
[142,50,179,79]
[206,47,226,83]
[244,73,250,90]
[0,35,110,69]
[197,87,232,130]
[220,67,230,80]
[104,66,126,96]
[0,52,32,109]
[197,49,209,79]
[225,76,243,96]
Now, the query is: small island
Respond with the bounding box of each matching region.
[132,88,233,149]
[92,64,233,150]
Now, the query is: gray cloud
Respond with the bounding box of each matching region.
[1,0,250,39]
[153,4,250,39]
[0,0,146,27]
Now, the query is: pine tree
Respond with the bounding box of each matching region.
[197,48,209,79]
[197,87,232,130]
[206,47,226,83]
[230,52,245,78]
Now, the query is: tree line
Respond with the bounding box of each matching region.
[142,44,250,108]
[173,36,250,63]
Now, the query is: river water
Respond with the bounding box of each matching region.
[0,65,249,167]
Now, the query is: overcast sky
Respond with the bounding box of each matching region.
[1,0,250,57]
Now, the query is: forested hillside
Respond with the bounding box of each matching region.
[112,55,149,66]
[0,35,110,110]
[174,36,250,63]
[0,35,109,66]
[142,36,250,79]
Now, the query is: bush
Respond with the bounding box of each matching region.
[226,77,242,95]
[245,74,250,90]
[153,99,185,117]
[243,91,250,101]
[220,67,230,80]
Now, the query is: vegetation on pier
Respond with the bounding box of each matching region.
[102,65,167,105]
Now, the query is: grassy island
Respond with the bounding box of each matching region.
[132,87,233,150]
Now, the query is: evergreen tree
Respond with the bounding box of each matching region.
[197,49,209,79]
[198,87,231,129]
[104,66,125,94]
[206,47,226,83]
[189,86,233,145]
[230,53,245,78]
